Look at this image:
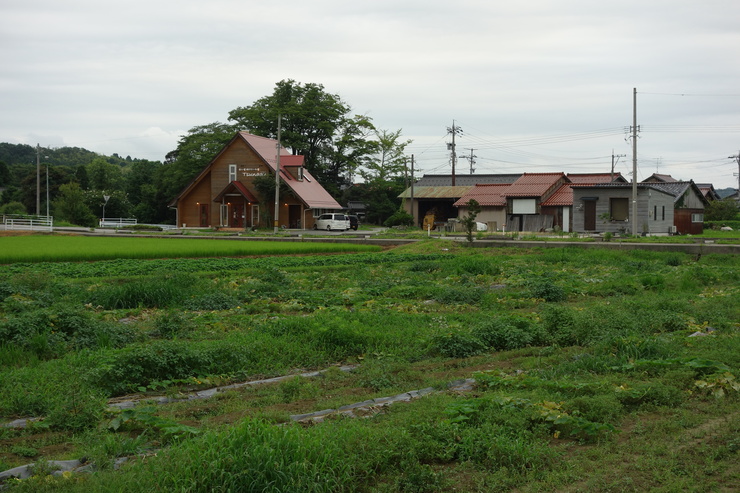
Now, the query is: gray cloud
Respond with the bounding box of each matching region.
[1,0,739,186]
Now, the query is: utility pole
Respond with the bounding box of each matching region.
[729,151,740,191]
[409,154,416,225]
[463,148,477,174]
[446,121,462,186]
[631,88,639,234]
[273,114,282,234]
[611,150,625,181]
[36,144,41,215]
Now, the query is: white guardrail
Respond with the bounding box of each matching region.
[2,215,54,232]
[99,218,137,228]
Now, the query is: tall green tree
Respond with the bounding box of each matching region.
[162,122,237,203]
[228,79,378,191]
[53,182,96,227]
[359,128,412,183]
[87,157,123,191]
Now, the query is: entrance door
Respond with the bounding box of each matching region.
[230,201,245,228]
[584,201,596,230]
[288,205,301,229]
[199,204,209,227]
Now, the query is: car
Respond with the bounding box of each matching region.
[348,214,359,230]
[313,213,350,231]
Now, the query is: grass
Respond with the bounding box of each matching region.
[0,235,380,263]
[0,241,738,491]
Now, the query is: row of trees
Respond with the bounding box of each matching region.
[0,80,413,227]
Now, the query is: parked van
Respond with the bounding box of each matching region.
[313,213,350,231]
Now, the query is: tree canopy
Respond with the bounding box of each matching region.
[0,80,413,226]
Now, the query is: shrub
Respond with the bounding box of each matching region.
[384,210,414,227]
[433,285,485,305]
[526,277,566,302]
[473,316,543,351]
[540,305,587,346]
[153,310,192,338]
[432,330,485,358]
[88,274,197,309]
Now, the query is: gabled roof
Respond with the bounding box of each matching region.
[540,184,573,206]
[238,133,341,209]
[696,183,720,201]
[214,181,260,203]
[453,184,508,207]
[542,173,626,207]
[503,172,567,197]
[642,173,678,183]
[169,132,341,210]
[647,181,709,206]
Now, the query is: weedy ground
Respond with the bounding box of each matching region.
[0,237,738,492]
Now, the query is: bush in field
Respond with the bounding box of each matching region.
[453,256,501,276]
[539,305,588,346]
[433,285,486,305]
[526,276,566,302]
[153,310,193,338]
[88,274,198,309]
[473,315,546,351]
[131,419,353,492]
[432,330,486,358]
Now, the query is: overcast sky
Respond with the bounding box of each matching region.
[2,0,740,188]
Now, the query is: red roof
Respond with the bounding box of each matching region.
[542,173,622,207]
[214,181,260,203]
[503,172,566,197]
[453,184,508,207]
[540,184,573,206]
[239,133,341,210]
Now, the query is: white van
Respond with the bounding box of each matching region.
[313,213,350,231]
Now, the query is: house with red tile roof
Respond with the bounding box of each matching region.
[453,184,509,231]
[169,132,342,229]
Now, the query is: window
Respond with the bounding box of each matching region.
[692,213,703,223]
[662,206,665,221]
[653,205,657,221]
[610,198,629,221]
[297,167,304,181]
[228,164,237,182]
[511,198,536,214]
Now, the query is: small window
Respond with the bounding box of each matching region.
[692,213,703,223]
[610,198,629,221]
[297,167,304,181]
[653,205,657,221]
[662,206,665,221]
[229,164,237,182]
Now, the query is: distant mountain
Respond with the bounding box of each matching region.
[717,187,738,199]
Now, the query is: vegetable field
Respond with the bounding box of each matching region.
[0,237,738,492]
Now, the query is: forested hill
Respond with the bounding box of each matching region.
[0,142,147,169]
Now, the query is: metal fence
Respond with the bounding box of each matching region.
[2,215,54,232]
[99,218,137,228]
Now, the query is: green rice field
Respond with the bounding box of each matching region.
[0,235,381,263]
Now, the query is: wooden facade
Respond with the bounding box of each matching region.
[170,133,342,230]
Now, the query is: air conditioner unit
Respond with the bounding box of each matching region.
[669,225,677,234]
